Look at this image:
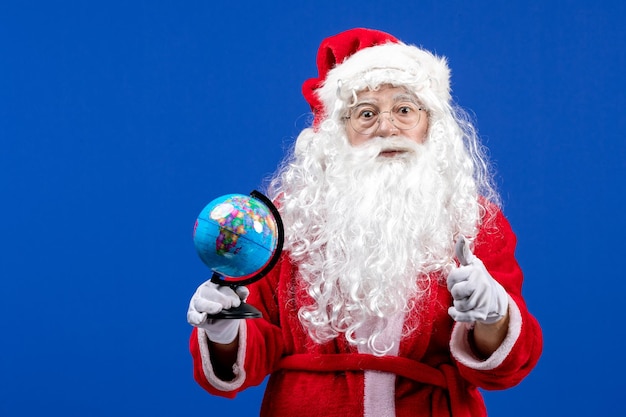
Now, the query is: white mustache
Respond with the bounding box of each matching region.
[351,137,423,159]
[367,136,420,148]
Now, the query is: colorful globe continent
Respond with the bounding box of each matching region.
[211,195,272,255]
[193,194,279,280]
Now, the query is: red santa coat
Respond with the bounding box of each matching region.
[190,208,543,416]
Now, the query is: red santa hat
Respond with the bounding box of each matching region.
[302,28,452,128]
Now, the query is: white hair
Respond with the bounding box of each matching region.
[266,88,500,355]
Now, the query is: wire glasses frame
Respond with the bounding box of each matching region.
[344,102,425,135]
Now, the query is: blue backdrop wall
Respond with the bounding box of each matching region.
[2,1,625,416]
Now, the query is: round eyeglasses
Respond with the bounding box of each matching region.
[344,102,425,135]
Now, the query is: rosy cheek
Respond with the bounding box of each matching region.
[353,136,370,146]
[346,131,363,146]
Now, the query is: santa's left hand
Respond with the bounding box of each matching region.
[447,237,508,324]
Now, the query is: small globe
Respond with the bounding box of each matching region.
[193,193,280,284]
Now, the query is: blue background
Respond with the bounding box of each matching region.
[2,1,624,416]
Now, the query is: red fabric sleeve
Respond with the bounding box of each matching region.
[189,259,287,398]
[455,208,543,390]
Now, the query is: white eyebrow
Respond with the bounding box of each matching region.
[391,93,420,104]
[353,93,420,107]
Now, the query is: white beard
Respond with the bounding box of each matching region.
[275,131,479,355]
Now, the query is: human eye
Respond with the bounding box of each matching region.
[356,107,377,120]
[394,103,418,117]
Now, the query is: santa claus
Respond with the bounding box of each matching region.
[187,28,542,417]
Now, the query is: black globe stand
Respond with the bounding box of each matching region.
[206,190,284,320]
[209,272,264,319]
[212,303,263,319]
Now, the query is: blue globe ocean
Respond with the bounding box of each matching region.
[193,194,279,282]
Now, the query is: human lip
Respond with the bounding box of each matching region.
[378,148,409,157]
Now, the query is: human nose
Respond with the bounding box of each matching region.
[375,111,399,137]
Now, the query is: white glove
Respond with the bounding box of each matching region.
[187,280,249,344]
[447,237,508,324]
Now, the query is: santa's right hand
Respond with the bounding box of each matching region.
[187,280,249,344]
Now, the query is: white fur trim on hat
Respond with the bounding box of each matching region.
[316,42,451,119]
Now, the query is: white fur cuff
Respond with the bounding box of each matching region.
[197,321,247,391]
[450,295,522,370]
